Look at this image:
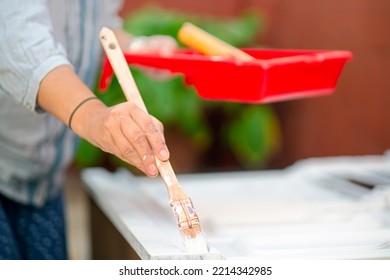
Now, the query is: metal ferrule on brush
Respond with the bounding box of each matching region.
[170,199,201,230]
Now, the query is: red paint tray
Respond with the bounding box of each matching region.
[98,49,352,103]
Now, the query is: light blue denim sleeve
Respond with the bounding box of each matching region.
[0,0,72,112]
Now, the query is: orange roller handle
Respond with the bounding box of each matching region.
[178,22,254,61]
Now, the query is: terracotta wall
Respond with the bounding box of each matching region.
[120,0,390,168]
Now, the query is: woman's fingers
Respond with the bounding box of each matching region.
[127,35,178,80]
[127,35,178,56]
[147,35,178,56]
[129,104,170,162]
[119,114,158,177]
[110,116,146,173]
[86,102,170,177]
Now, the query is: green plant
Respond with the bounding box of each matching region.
[74,6,281,172]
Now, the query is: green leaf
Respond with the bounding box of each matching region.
[226,105,280,168]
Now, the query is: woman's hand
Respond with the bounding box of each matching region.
[127,35,178,56]
[83,101,170,178]
[113,29,178,56]
[126,34,178,79]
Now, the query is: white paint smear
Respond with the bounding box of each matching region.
[182,231,209,254]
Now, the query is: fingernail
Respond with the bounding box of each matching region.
[160,149,169,159]
[148,164,158,175]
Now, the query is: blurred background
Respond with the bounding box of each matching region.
[65,0,390,259]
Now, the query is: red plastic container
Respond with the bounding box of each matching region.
[98,49,352,103]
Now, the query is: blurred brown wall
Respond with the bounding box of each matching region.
[121,0,390,168]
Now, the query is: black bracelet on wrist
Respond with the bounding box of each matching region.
[68,96,98,131]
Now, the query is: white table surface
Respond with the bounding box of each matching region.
[81,154,390,260]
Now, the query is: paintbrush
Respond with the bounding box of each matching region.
[99,27,208,253]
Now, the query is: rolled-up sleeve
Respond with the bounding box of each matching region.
[0,0,72,112]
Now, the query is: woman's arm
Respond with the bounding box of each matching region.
[37,65,170,177]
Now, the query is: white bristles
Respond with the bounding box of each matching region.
[182,231,209,254]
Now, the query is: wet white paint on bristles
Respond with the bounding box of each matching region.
[170,199,209,253]
[182,231,209,254]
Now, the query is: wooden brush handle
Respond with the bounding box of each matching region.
[99,27,147,111]
[178,22,254,61]
[99,27,185,200]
